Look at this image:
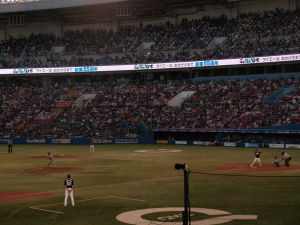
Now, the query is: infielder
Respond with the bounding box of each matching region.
[47,152,56,167]
[89,139,95,153]
[250,149,262,167]
[64,174,75,206]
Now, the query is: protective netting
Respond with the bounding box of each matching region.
[186,171,300,225]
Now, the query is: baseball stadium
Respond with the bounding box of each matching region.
[0,0,300,225]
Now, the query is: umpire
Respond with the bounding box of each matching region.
[7,139,13,153]
[281,151,292,167]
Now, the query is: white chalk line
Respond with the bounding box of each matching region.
[32,196,112,208]
[5,207,24,220]
[4,175,180,200]
[29,207,65,215]
[108,196,146,202]
[29,195,146,215]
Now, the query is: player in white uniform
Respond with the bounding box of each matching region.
[47,152,56,167]
[64,174,75,206]
[250,149,262,167]
[89,139,95,153]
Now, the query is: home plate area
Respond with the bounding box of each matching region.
[214,163,300,171]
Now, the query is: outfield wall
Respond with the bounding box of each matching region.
[0,137,299,149]
[158,139,300,149]
[0,137,155,145]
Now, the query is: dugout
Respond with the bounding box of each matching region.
[154,127,300,146]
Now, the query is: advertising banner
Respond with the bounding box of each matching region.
[245,143,260,148]
[285,144,300,149]
[269,144,285,149]
[193,141,209,146]
[0,137,154,144]
[1,53,300,75]
[223,142,236,147]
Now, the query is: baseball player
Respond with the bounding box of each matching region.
[281,151,292,167]
[272,156,280,168]
[47,152,56,167]
[250,149,262,168]
[64,174,75,206]
[89,139,95,153]
[7,139,13,153]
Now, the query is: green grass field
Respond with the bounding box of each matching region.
[0,144,300,225]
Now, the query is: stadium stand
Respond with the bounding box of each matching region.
[0,76,299,138]
[0,9,300,68]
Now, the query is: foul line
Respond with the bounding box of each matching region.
[29,195,146,215]
[29,207,64,215]
[7,175,180,200]
[108,195,146,202]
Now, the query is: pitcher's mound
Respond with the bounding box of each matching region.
[20,167,84,174]
[214,163,300,171]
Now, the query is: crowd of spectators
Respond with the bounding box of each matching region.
[0,9,300,68]
[0,76,299,138]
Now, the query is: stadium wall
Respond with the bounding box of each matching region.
[3,21,61,38]
[239,0,292,13]
[155,129,300,149]
[0,137,156,145]
[161,140,300,149]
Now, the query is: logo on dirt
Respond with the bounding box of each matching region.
[116,207,257,225]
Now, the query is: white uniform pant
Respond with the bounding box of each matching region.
[47,159,56,167]
[64,188,75,206]
[89,144,95,153]
[251,157,261,167]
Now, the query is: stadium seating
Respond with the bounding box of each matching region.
[0,76,299,138]
[0,9,300,68]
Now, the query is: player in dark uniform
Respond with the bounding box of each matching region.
[7,139,13,153]
[250,149,262,167]
[64,174,75,206]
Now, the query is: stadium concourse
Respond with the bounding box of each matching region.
[0,76,299,138]
[0,9,300,68]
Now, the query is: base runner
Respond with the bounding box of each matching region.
[64,174,75,206]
